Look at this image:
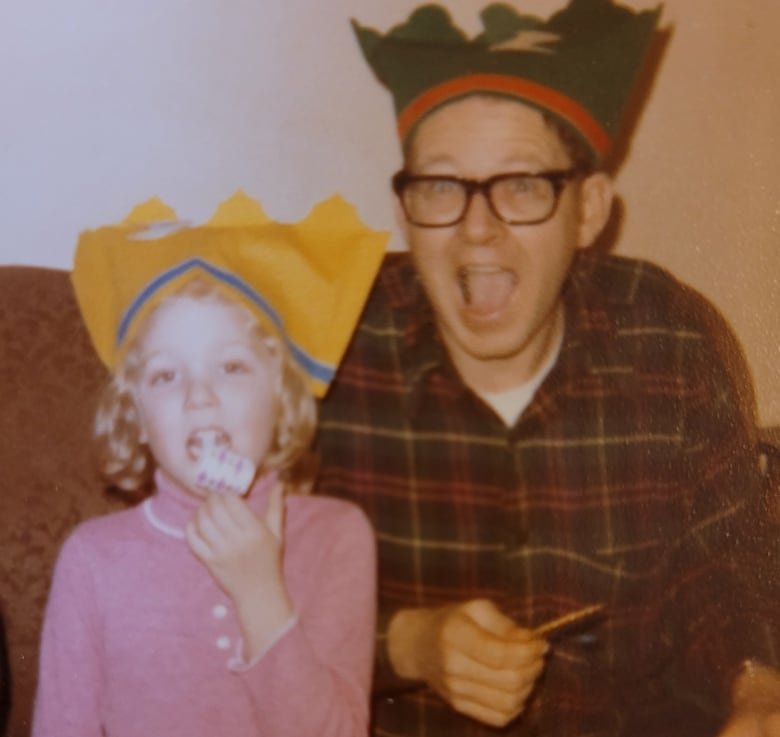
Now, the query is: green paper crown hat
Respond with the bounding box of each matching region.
[352,0,662,162]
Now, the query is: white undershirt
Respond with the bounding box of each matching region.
[479,332,562,427]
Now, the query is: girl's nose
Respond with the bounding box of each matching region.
[184,376,218,409]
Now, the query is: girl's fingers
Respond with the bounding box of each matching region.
[200,494,249,535]
[185,519,213,560]
[190,506,225,550]
[188,484,283,562]
[264,482,285,541]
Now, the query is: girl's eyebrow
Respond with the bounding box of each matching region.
[215,340,263,356]
[139,349,175,363]
[217,339,255,348]
[138,338,265,369]
[137,351,180,373]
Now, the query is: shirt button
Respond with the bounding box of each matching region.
[212,604,228,619]
[216,636,231,650]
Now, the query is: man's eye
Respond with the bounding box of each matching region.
[429,179,459,195]
[413,179,459,198]
[504,176,534,194]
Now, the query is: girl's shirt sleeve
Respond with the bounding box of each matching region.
[32,530,104,737]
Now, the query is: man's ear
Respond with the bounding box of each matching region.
[393,196,412,244]
[576,172,614,249]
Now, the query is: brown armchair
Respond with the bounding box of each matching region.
[0,267,126,736]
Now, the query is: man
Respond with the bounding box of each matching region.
[317,1,780,735]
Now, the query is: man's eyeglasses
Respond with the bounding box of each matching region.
[391,169,580,228]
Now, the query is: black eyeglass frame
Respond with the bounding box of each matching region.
[391,168,581,228]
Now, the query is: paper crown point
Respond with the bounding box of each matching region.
[352,0,663,161]
[72,193,389,397]
[300,194,372,237]
[122,196,178,225]
[208,190,271,226]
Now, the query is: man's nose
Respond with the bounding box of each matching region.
[459,190,501,243]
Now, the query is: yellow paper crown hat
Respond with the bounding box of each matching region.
[72,192,388,397]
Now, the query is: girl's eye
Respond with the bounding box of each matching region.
[148,369,177,386]
[223,360,250,375]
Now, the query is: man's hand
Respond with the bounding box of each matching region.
[718,662,780,737]
[186,483,294,659]
[387,599,548,728]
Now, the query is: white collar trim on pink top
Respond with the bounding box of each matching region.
[142,499,186,539]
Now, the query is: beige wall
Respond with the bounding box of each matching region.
[613,0,780,425]
[1,0,778,422]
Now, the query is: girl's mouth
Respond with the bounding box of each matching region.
[186,428,230,461]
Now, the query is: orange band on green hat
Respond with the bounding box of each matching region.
[396,73,611,159]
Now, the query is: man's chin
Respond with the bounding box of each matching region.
[447,324,532,364]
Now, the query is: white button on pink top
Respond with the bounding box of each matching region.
[212,604,228,619]
[216,636,231,650]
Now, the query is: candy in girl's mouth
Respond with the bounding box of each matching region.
[190,430,256,496]
[186,429,230,461]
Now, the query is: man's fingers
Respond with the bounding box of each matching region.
[428,602,547,727]
[448,685,535,729]
[441,646,545,695]
[466,630,547,671]
[388,600,548,729]
[461,598,517,637]
[444,604,547,671]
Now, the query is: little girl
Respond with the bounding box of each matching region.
[32,194,387,737]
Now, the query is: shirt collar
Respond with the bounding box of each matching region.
[380,255,468,416]
[560,251,638,375]
[391,251,633,419]
[142,469,276,539]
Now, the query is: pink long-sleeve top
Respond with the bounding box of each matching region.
[32,472,376,737]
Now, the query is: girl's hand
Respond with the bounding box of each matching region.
[185,482,294,659]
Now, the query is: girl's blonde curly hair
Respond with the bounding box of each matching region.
[94,279,317,495]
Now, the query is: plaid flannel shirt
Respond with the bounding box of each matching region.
[316,251,778,737]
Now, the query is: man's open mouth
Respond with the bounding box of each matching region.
[457,265,518,315]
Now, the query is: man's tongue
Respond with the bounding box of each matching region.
[458,268,516,315]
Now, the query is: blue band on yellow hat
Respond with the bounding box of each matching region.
[117,257,335,386]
